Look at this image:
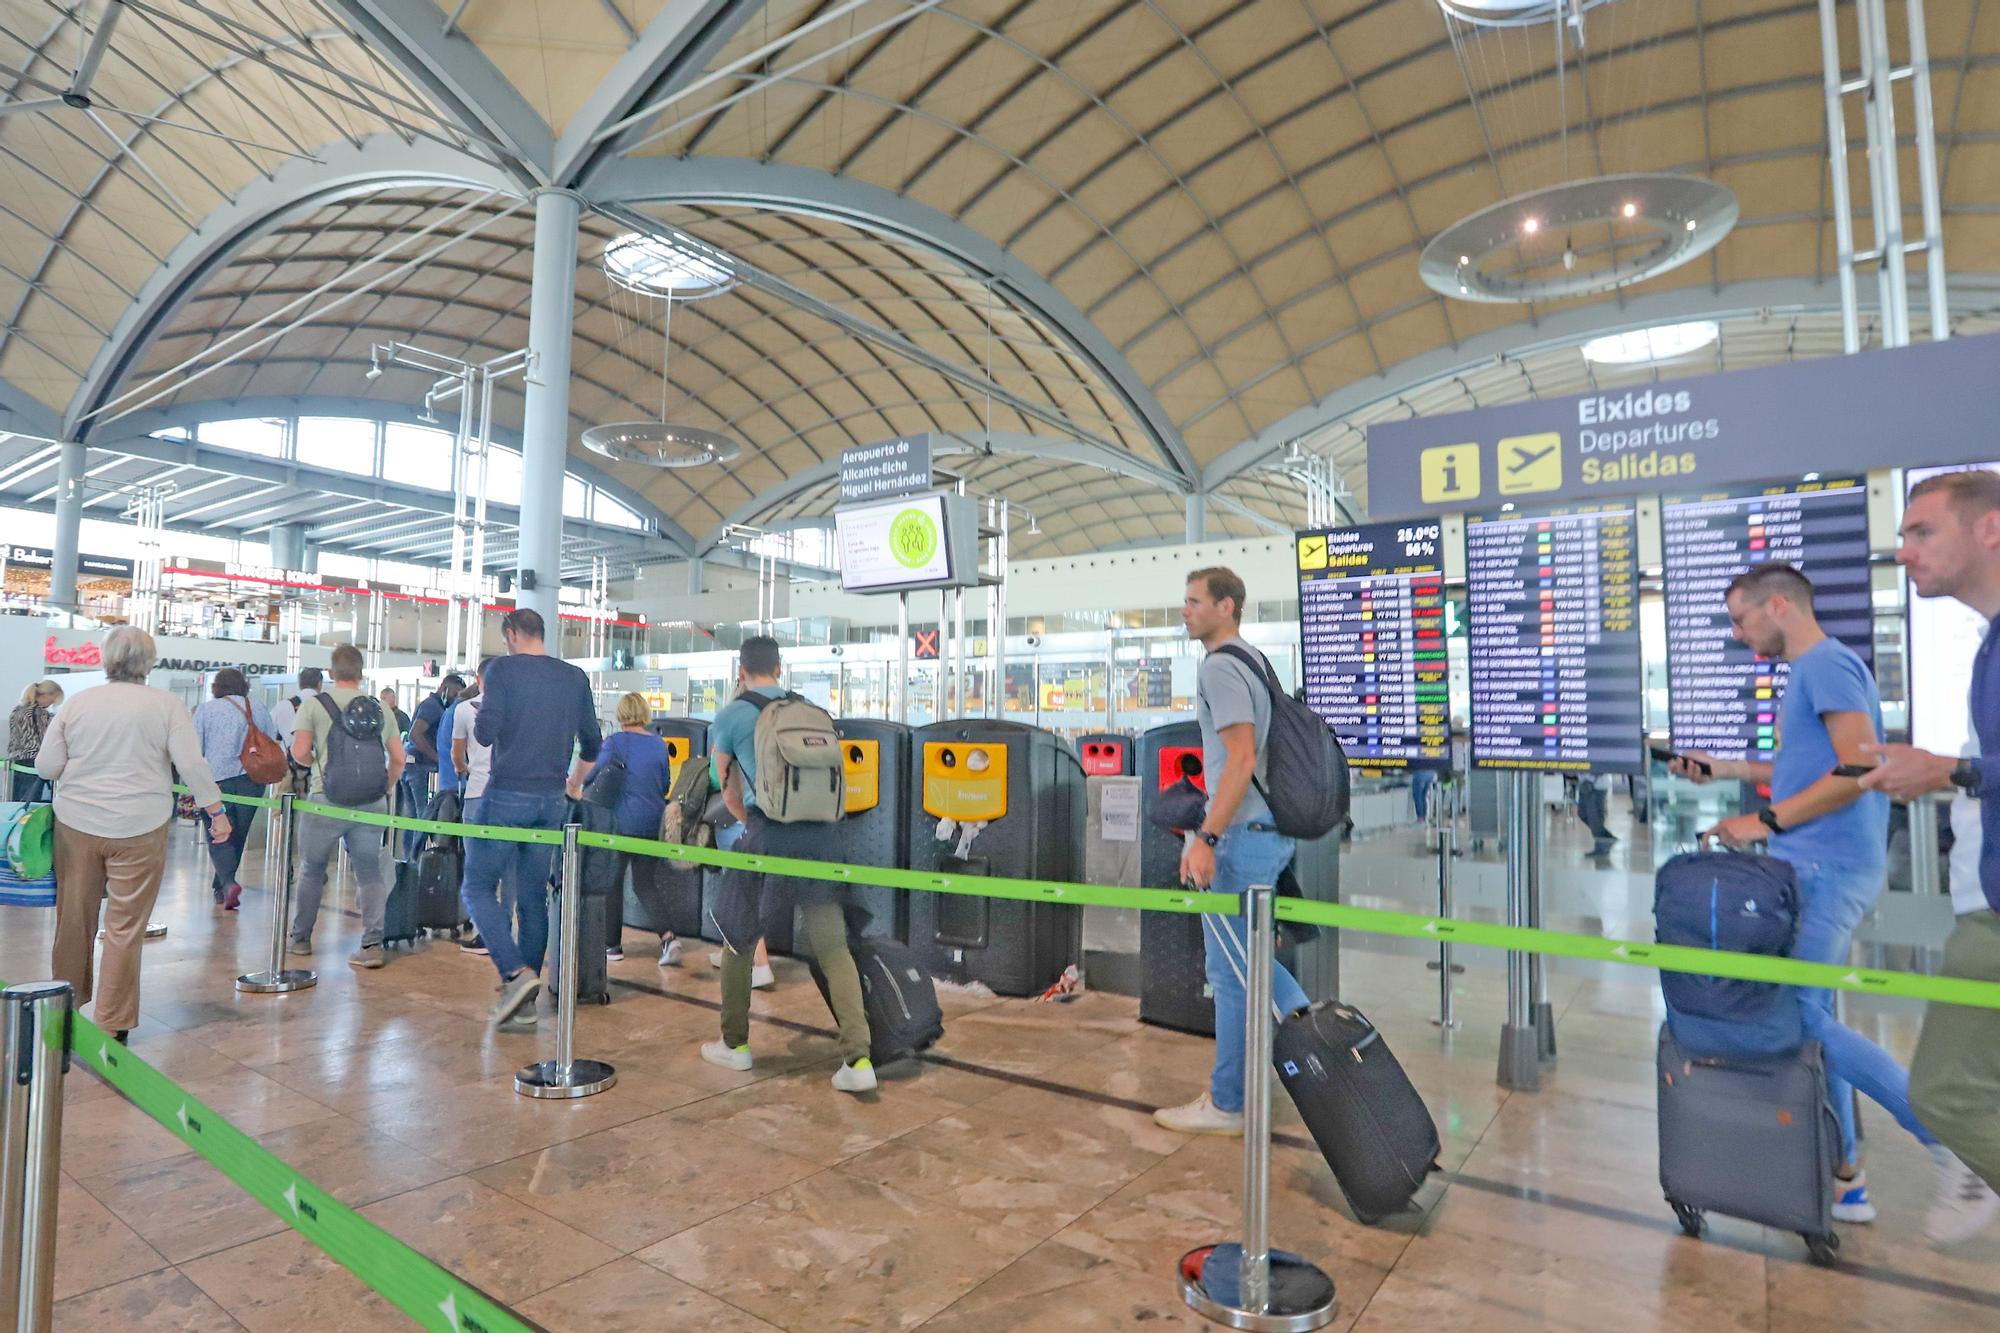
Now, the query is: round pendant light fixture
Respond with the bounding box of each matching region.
[1421,173,1737,304]
[581,422,742,469]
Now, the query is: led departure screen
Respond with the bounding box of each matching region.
[1295,520,1450,771]
[1662,479,1873,762]
[1465,503,1643,773]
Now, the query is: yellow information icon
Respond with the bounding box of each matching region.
[1297,533,1327,571]
[1497,432,1562,495]
[1420,443,1481,504]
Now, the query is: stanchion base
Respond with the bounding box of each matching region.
[1430,1016,1461,1031]
[514,1058,617,1100]
[98,924,170,941]
[236,969,317,994]
[1498,1024,1541,1091]
[1533,1001,1558,1064]
[1178,1245,1336,1331]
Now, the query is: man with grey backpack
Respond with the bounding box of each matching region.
[697,635,876,1092]
[288,644,406,968]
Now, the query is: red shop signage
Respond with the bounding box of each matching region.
[43,636,100,667]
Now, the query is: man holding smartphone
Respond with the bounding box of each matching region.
[1671,562,1961,1233]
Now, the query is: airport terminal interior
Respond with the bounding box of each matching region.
[2,0,2000,1328]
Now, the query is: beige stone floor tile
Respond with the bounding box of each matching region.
[168,1068,340,1138]
[359,1176,621,1305]
[841,1132,1116,1237]
[178,1229,408,1331]
[1764,1252,2000,1331]
[255,1030,521,1114]
[919,1238,1213,1331]
[51,1267,245,1331]
[354,1070,661,1172]
[58,1091,194,1175]
[666,1067,964,1166]
[1349,1223,1768,1332]
[893,1096,1186,1190]
[515,1257,781,1331]
[473,1112,825,1252]
[51,1172,170,1302]
[634,1169,1044,1331]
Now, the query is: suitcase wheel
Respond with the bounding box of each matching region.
[1804,1232,1840,1267]
[1670,1202,1705,1238]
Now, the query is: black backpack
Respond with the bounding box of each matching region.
[1214,644,1350,840]
[316,692,389,807]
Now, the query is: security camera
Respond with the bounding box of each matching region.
[830,645,844,657]
[1025,634,1041,647]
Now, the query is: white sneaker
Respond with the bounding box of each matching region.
[1926,1144,2000,1245]
[751,964,775,990]
[700,1039,753,1071]
[1153,1092,1245,1137]
[660,937,684,967]
[832,1059,878,1094]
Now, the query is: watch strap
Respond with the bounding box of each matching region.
[1758,806,1784,835]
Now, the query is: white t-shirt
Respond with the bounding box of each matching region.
[1950,738,1985,916]
[270,686,319,741]
[458,697,493,800]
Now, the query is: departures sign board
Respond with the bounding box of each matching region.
[1465,502,1644,774]
[1661,478,1875,762]
[1295,520,1450,771]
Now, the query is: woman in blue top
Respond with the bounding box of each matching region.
[190,668,279,911]
[581,693,676,963]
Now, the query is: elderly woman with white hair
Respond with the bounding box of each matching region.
[33,626,230,1044]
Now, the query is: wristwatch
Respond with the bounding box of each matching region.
[1951,759,1983,797]
[1757,807,1784,835]
[1197,830,1222,848]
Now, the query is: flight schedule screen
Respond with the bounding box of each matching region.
[1465,503,1643,773]
[1662,478,1874,761]
[1295,520,1449,771]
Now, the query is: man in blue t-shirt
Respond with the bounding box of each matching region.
[461,609,600,1029]
[697,635,875,1093]
[403,674,462,858]
[1677,562,1959,1227]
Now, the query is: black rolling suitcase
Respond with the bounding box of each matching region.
[382,858,422,948]
[546,887,612,1005]
[1657,1024,1840,1264]
[414,842,465,932]
[1273,1000,1441,1224]
[812,937,944,1066]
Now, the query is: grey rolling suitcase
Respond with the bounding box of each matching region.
[547,890,612,1005]
[1656,1024,1841,1265]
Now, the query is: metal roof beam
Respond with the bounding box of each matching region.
[319,1,552,185]
[589,157,1198,487]
[557,0,770,187]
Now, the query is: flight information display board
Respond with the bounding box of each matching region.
[1465,502,1643,773]
[1295,519,1450,771]
[1662,478,1874,762]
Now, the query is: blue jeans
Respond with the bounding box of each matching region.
[399,770,435,860]
[458,787,565,982]
[1202,824,1310,1114]
[1783,856,1937,1160]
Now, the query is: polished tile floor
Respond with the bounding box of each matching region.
[5,807,1996,1332]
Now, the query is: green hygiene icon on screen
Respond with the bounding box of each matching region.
[889,506,940,569]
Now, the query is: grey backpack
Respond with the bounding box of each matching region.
[316,692,389,807]
[747,692,844,823]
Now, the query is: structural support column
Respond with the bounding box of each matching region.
[686,555,704,596]
[1184,491,1207,545]
[269,523,306,572]
[49,442,85,610]
[516,188,583,630]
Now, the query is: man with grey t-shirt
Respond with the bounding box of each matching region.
[1156,567,1311,1136]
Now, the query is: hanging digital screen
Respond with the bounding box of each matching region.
[1465,501,1643,773]
[1295,519,1450,771]
[1661,478,1874,762]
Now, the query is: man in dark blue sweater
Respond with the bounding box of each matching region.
[463,607,601,1028]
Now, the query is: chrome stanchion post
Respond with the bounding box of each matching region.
[237,794,316,993]
[516,824,616,1099]
[1909,794,1942,898]
[1497,772,1540,1090]
[0,981,71,1333]
[1430,778,1460,1031]
[1178,886,1336,1331]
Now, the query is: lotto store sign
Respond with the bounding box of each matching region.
[1364,333,2000,518]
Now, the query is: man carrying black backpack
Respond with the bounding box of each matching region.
[1156,567,1315,1137]
[288,644,406,968]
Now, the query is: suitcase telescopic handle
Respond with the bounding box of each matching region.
[1202,908,1286,1025]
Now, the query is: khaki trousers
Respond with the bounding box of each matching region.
[1910,910,2000,1191]
[51,819,170,1033]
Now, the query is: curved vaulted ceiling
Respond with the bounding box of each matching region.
[0,0,1997,566]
